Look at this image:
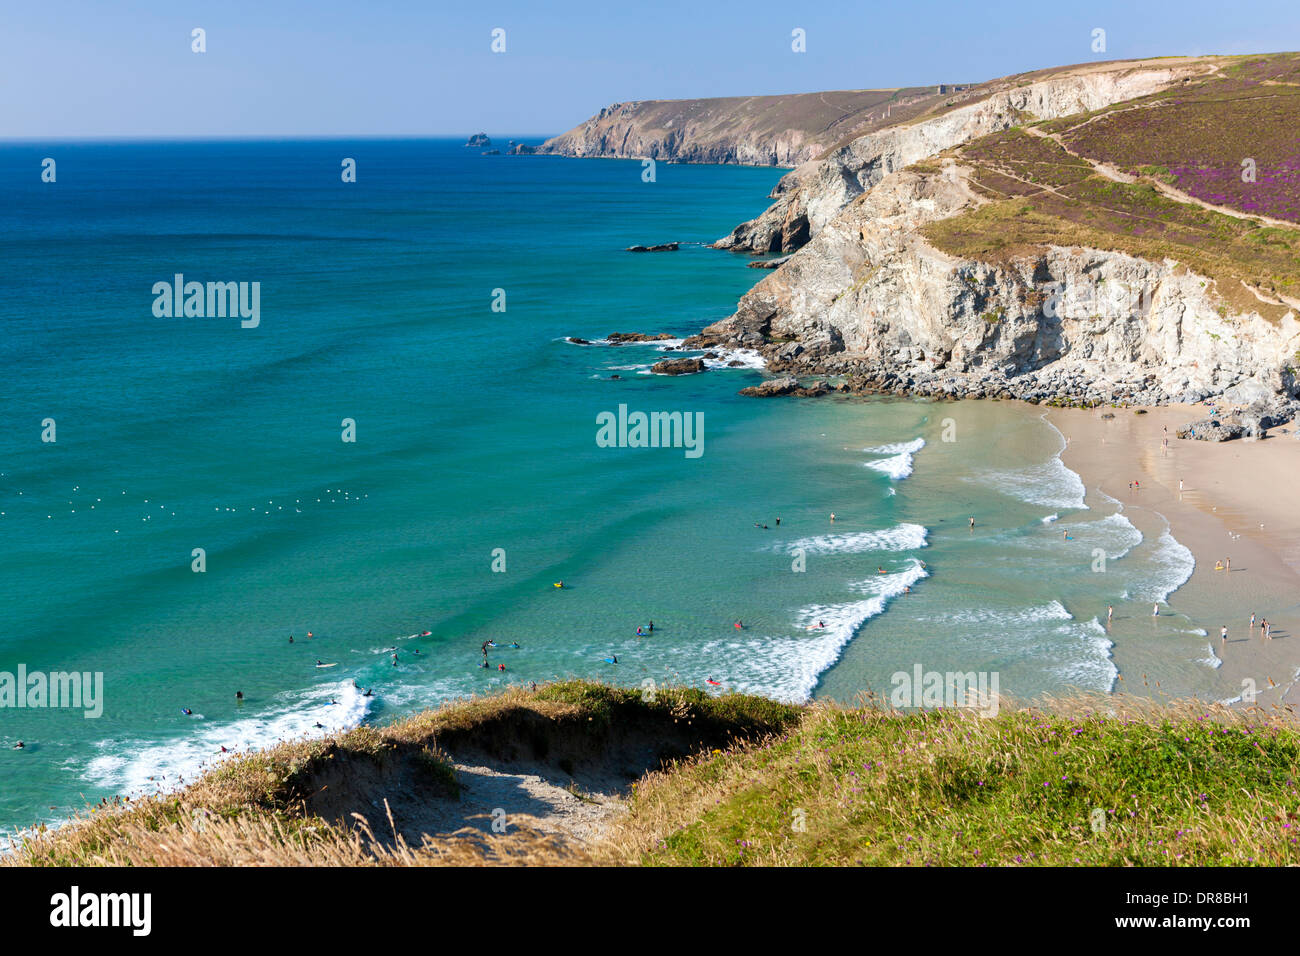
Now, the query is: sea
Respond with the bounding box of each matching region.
[0,138,1219,842]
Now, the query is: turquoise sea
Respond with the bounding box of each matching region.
[0,140,1220,840]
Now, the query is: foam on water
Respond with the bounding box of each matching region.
[863,437,925,480]
[703,561,931,702]
[1196,643,1224,669]
[83,681,372,800]
[781,522,928,556]
[972,454,1088,510]
[1131,520,1196,603]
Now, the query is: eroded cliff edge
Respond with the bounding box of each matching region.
[692,54,1300,409]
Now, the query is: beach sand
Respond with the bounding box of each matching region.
[1048,403,1300,711]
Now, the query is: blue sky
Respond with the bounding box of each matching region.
[3,0,1298,139]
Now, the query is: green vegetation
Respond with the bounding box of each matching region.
[9,681,1300,867]
[616,698,1300,866]
[923,127,1300,322]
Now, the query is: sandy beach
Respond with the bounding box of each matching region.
[1048,403,1300,711]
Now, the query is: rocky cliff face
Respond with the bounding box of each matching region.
[696,161,1300,406]
[715,65,1201,253]
[521,88,948,168]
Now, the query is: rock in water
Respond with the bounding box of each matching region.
[626,242,680,252]
[464,133,491,147]
[650,358,706,376]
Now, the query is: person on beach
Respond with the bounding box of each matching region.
[969,516,975,529]
[1221,626,1228,644]
[1152,603,1159,617]
[1226,557,1231,572]
[1251,612,1257,629]
[1179,479,1184,493]
[1108,605,1113,624]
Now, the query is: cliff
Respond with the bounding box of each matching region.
[515,87,971,167]
[9,680,1298,866]
[694,53,1300,407]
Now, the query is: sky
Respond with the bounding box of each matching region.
[2,0,1298,139]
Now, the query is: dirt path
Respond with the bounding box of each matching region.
[1023,124,1300,232]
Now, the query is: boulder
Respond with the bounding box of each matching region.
[606,332,676,344]
[739,376,800,397]
[650,358,706,376]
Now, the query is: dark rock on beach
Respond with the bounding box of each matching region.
[650,357,706,376]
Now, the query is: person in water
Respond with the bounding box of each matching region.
[289,635,294,644]
[636,627,644,636]
[611,655,618,664]
[182,708,193,716]
[14,741,24,750]
[648,621,654,632]
[775,517,781,526]
[734,620,743,629]
[498,663,506,671]
[235,691,243,701]
[509,642,520,648]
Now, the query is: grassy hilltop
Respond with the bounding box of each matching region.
[923,53,1300,322]
[10,681,1300,867]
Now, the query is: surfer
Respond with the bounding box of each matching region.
[734,620,743,630]
[235,691,243,701]
[637,626,644,636]
[554,581,565,589]
[13,741,24,750]
[289,635,294,644]
[363,688,374,697]
[181,708,193,716]
[648,621,654,632]
[706,678,721,686]
[969,516,975,529]
[775,517,781,526]
[498,663,506,671]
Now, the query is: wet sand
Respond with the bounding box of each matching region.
[1048,404,1300,711]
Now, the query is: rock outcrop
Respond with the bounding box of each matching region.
[651,358,706,375]
[519,88,954,167]
[465,133,491,147]
[714,64,1203,254]
[700,155,1300,406]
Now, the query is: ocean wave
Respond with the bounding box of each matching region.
[971,453,1088,510]
[863,437,925,480]
[781,522,928,556]
[1196,643,1224,669]
[82,680,372,799]
[1131,522,1195,603]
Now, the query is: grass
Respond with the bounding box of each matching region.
[922,129,1300,322]
[598,694,1300,867]
[7,680,1300,867]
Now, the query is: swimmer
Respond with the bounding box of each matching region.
[509,642,520,648]
[13,741,24,750]
[969,517,975,529]
[181,708,193,716]
[734,620,743,630]
[877,567,886,574]
[235,691,243,701]
[289,635,294,644]
[363,688,374,697]
[648,621,654,632]
[498,663,506,671]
